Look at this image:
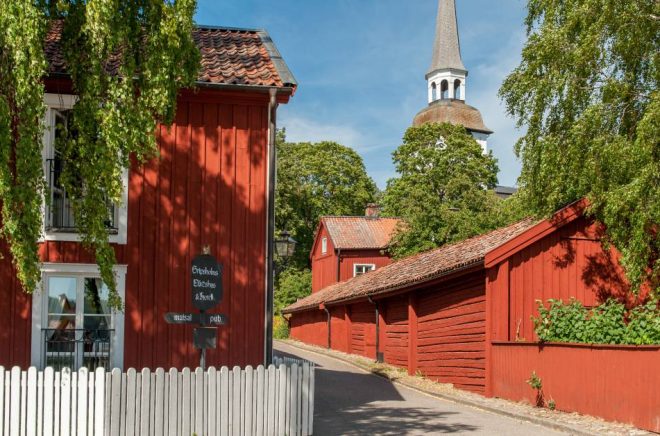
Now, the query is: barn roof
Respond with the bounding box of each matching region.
[45,21,297,90]
[284,217,538,314]
[320,216,402,250]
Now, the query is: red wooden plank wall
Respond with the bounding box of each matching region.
[338,251,393,283]
[349,302,376,359]
[289,309,327,348]
[383,296,408,368]
[504,217,631,342]
[330,306,349,352]
[0,89,271,369]
[491,343,660,433]
[311,226,337,293]
[415,273,487,393]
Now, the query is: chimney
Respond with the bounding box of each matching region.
[365,203,381,218]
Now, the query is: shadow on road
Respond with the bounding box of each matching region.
[275,349,479,435]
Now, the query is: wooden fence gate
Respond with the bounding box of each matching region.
[0,362,315,436]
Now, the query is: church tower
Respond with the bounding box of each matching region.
[413,0,492,151]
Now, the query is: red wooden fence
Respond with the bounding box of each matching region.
[489,342,660,433]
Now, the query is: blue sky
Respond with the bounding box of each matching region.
[196,0,528,189]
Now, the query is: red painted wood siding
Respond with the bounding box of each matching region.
[0,88,271,369]
[383,296,408,368]
[491,343,660,433]
[330,306,349,352]
[348,302,376,359]
[289,310,327,348]
[311,225,337,293]
[416,273,487,393]
[339,251,392,282]
[496,217,631,342]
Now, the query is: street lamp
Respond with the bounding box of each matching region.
[275,230,297,259]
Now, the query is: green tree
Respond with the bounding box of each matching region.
[275,132,378,269]
[500,0,659,295]
[274,268,312,315]
[382,122,508,258]
[0,1,199,308]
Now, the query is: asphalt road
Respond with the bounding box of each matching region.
[274,341,566,436]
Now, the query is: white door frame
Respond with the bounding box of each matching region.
[31,263,127,370]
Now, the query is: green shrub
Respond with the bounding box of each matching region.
[273,315,290,339]
[533,298,660,345]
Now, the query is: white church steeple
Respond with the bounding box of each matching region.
[426,0,467,104]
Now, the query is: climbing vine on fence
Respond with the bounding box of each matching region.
[533,298,660,345]
[0,0,200,309]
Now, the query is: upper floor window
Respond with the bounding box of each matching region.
[321,237,328,254]
[42,94,128,244]
[353,264,375,277]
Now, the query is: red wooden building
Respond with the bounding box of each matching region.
[0,23,296,371]
[284,201,660,431]
[310,207,400,292]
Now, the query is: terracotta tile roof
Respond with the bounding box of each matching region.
[284,218,538,313]
[45,21,296,89]
[322,216,402,250]
[413,99,492,133]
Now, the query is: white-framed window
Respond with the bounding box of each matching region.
[353,264,376,277]
[31,263,127,370]
[41,94,128,244]
[321,237,328,254]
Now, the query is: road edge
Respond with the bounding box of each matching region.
[275,339,599,436]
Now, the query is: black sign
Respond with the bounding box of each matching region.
[191,254,223,311]
[164,312,228,326]
[193,327,217,349]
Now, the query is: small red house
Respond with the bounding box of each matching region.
[310,208,400,292]
[0,23,296,371]
[285,201,660,431]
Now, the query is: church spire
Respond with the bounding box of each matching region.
[428,0,466,75]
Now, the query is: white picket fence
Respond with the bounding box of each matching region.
[0,363,315,436]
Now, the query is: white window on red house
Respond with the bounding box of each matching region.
[321,237,328,254]
[31,263,126,370]
[353,264,376,277]
[41,94,128,244]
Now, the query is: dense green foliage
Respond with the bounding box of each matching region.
[533,299,660,345]
[273,315,290,340]
[500,0,660,296]
[275,131,378,269]
[274,268,312,315]
[382,122,517,258]
[0,1,48,295]
[0,1,199,308]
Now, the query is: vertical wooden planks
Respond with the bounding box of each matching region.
[77,368,88,436]
[244,366,253,436]
[231,366,241,435]
[194,367,204,435]
[26,368,36,436]
[219,366,229,436]
[181,368,191,436]
[255,365,264,436]
[94,368,105,436]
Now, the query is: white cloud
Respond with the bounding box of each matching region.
[278,112,391,154]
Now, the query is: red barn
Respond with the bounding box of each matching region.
[310,207,401,292]
[284,201,660,431]
[0,24,296,371]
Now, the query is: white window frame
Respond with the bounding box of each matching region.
[353,263,376,277]
[321,237,328,254]
[31,262,127,370]
[40,93,128,244]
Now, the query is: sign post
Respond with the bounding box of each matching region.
[164,250,227,370]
